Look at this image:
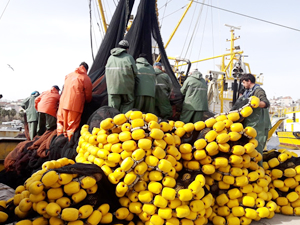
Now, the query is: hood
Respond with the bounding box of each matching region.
[110,47,127,56]
[31,91,40,97]
[136,57,150,66]
[154,67,163,75]
[75,65,87,74]
[50,86,60,93]
[190,70,203,80]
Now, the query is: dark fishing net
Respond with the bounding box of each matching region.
[231,98,250,111]
[46,131,80,161]
[80,0,135,124]
[2,163,122,224]
[125,0,183,109]
[82,0,184,123]
[53,163,120,211]
[87,106,121,133]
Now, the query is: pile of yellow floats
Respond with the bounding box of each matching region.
[263,150,300,216]
[74,95,280,225]
[0,158,113,225]
[1,95,300,225]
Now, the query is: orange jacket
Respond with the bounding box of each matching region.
[59,65,92,113]
[35,87,60,117]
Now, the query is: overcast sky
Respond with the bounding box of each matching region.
[1,0,300,102]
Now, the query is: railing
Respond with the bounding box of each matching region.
[270,105,300,118]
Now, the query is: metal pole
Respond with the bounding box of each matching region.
[156,0,194,62]
[97,0,107,33]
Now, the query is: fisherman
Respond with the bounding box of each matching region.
[180,68,208,123]
[105,39,138,113]
[239,73,271,165]
[57,62,92,140]
[134,53,156,114]
[20,91,40,140]
[153,62,173,119]
[34,85,61,135]
[205,75,210,85]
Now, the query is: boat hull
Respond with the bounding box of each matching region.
[0,137,26,171]
[277,131,300,150]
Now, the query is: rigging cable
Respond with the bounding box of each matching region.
[195,3,209,68]
[91,0,100,50]
[159,0,169,29]
[193,0,300,32]
[160,5,188,20]
[185,0,205,60]
[103,0,112,24]
[0,0,10,22]
[93,0,105,42]
[210,0,215,69]
[180,2,198,58]
[89,0,95,61]
[187,0,205,61]
[158,0,174,11]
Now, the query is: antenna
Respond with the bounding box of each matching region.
[225,24,241,31]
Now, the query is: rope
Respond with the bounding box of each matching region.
[209,0,215,69]
[103,0,112,23]
[89,0,95,61]
[195,5,209,68]
[92,0,104,46]
[180,2,198,58]
[0,0,10,22]
[160,4,187,20]
[193,0,300,32]
[187,0,205,60]
[158,0,174,11]
[185,0,206,60]
[159,0,169,29]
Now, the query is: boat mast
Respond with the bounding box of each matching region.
[97,0,107,33]
[224,24,241,77]
[155,0,194,62]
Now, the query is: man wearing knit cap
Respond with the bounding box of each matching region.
[105,39,138,113]
[35,85,61,135]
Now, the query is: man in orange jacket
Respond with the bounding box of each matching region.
[57,62,93,140]
[35,85,61,135]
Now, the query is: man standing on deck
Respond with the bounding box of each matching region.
[239,73,271,166]
[20,91,40,140]
[57,62,92,140]
[153,62,173,119]
[35,85,60,135]
[134,54,156,114]
[105,40,138,113]
[180,68,208,123]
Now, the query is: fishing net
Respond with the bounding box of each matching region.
[81,0,135,124]
[124,0,183,116]
[87,106,121,133]
[83,0,183,123]
[2,163,122,224]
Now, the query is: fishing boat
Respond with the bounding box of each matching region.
[169,24,264,114]
[271,105,300,149]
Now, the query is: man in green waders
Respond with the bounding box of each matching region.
[180,69,208,123]
[240,73,271,166]
[153,62,173,119]
[134,54,156,114]
[105,40,138,113]
[20,91,40,140]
